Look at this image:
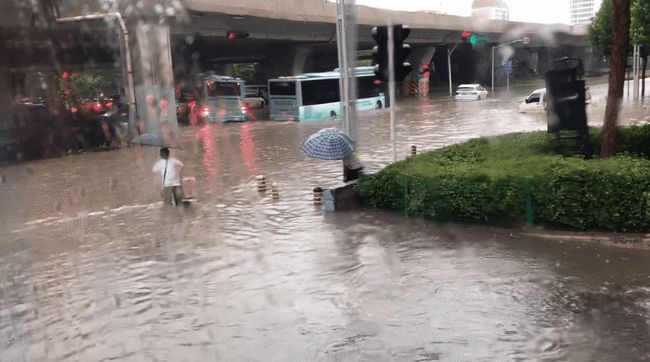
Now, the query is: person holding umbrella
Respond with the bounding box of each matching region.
[302,127,363,183]
[152,147,185,206]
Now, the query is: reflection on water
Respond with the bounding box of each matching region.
[1,89,650,360]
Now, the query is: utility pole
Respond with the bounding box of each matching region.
[335,0,358,141]
[633,43,640,101]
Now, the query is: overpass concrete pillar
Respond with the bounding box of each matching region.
[407,46,435,81]
[293,46,311,75]
[130,22,178,136]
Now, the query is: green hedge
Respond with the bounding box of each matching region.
[357,126,650,231]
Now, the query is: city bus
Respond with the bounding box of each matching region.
[198,75,248,122]
[268,67,385,121]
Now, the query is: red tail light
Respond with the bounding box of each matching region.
[201,105,210,117]
[92,102,104,112]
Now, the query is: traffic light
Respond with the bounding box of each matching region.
[371,26,388,82]
[226,31,249,40]
[461,31,478,46]
[371,25,412,82]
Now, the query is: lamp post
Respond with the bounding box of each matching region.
[56,13,137,136]
[491,38,524,93]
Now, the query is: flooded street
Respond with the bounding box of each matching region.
[2,86,650,361]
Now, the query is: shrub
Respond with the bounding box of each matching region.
[357,126,650,231]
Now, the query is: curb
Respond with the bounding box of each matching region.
[520,231,650,250]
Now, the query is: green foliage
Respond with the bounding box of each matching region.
[589,0,614,56]
[590,0,650,56]
[631,0,650,53]
[58,73,104,106]
[232,63,256,82]
[358,59,373,67]
[357,126,650,231]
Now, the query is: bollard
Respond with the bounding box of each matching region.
[313,187,323,205]
[271,183,280,200]
[411,145,417,156]
[256,175,267,192]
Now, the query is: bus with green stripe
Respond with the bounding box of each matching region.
[268,67,385,121]
[198,75,248,122]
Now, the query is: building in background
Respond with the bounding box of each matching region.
[471,0,509,21]
[569,0,597,25]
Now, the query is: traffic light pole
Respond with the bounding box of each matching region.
[388,22,397,162]
[447,43,459,97]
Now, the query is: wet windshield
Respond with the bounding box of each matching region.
[2,0,650,360]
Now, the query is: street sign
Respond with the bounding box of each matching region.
[522,36,530,45]
[503,59,513,76]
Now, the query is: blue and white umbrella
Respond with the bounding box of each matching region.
[302,127,354,160]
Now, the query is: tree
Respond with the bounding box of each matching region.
[590,0,650,96]
[601,0,631,157]
[232,63,256,82]
[589,0,614,56]
[631,0,650,96]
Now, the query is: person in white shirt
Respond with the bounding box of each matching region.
[152,147,184,205]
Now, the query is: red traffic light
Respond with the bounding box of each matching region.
[461,31,472,39]
[226,31,249,40]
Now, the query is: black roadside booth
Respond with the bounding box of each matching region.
[545,57,593,157]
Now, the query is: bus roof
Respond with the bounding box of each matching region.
[270,66,375,82]
[201,74,243,82]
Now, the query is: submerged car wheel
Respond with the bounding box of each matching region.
[330,110,337,118]
[375,101,383,109]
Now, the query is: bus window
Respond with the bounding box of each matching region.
[301,79,340,106]
[206,81,241,97]
[270,81,296,96]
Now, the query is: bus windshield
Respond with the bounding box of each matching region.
[206,81,241,97]
[269,81,296,96]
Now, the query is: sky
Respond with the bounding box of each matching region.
[347,0,604,24]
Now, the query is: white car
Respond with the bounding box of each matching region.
[454,84,488,101]
[518,88,547,113]
[243,93,265,109]
[518,87,592,113]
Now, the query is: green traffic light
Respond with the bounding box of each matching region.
[470,34,477,46]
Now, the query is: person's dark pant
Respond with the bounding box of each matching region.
[162,186,183,206]
[343,167,363,183]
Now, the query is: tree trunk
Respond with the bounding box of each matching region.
[601,0,631,157]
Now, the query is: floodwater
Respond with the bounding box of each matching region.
[1,85,650,361]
